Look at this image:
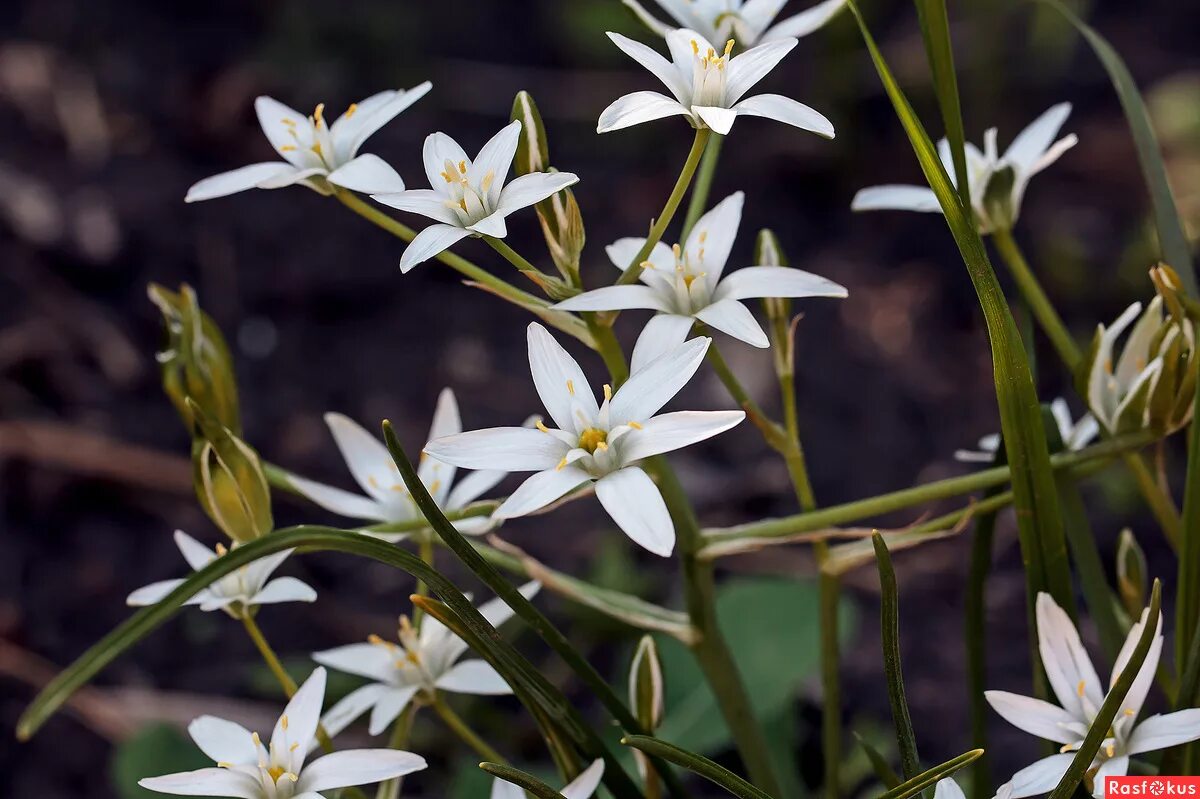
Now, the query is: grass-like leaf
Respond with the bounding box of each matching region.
[621,735,774,799]
[872,534,922,784]
[913,0,969,208]
[480,764,567,799]
[877,750,985,799]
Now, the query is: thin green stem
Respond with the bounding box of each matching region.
[681,134,724,239]
[701,331,789,450]
[376,705,418,799]
[485,235,548,278]
[241,613,334,752]
[431,693,506,764]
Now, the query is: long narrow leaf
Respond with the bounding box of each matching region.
[964,485,1000,799]
[621,736,774,799]
[1179,352,1200,678]
[872,534,922,784]
[1159,617,1200,774]
[855,732,902,789]
[877,750,985,799]
[913,0,970,208]
[481,764,567,799]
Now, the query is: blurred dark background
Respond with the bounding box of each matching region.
[2,0,1199,796]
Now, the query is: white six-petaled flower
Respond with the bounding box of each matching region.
[139,668,427,799]
[985,593,1200,798]
[623,0,847,47]
[598,27,834,137]
[852,103,1077,234]
[954,398,1099,464]
[314,583,540,737]
[422,323,745,556]
[554,191,846,367]
[371,120,579,272]
[126,530,316,615]
[287,388,506,538]
[186,85,431,202]
[491,760,605,799]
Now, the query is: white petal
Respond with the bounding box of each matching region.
[1109,608,1163,721]
[595,468,675,556]
[188,716,258,765]
[338,82,431,159]
[425,427,569,472]
[495,467,592,518]
[619,410,745,462]
[287,474,389,522]
[598,91,691,133]
[562,760,606,799]
[320,683,391,739]
[446,469,507,509]
[1008,754,1074,799]
[276,668,326,763]
[1026,134,1078,180]
[372,188,461,225]
[255,166,328,190]
[495,172,580,218]
[185,162,299,203]
[610,335,709,425]
[1128,710,1200,755]
[435,660,513,695]
[1036,592,1103,719]
[733,94,834,138]
[725,38,796,104]
[324,413,395,502]
[326,154,406,194]
[472,120,522,207]
[298,749,426,793]
[400,224,472,273]
[694,298,769,347]
[468,211,508,238]
[127,578,186,607]
[527,322,599,432]
[255,96,314,166]
[420,388,462,495]
[619,0,683,35]
[555,285,670,312]
[606,238,675,273]
[684,191,743,282]
[1005,103,1072,173]
[983,690,1082,744]
[367,686,420,736]
[139,767,261,798]
[762,0,847,41]
[607,32,690,102]
[492,778,527,799]
[714,265,847,301]
[1092,757,1128,797]
[693,105,739,135]
[422,132,471,190]
[252,577,317,606]
[174,530,217,571]
[852,184,942,213]
[631,314,695,373]
[667,28,715,73]
[475,580,542,629]
[934,780,967,799]
[312,643,397,683]
[242,548,292,590]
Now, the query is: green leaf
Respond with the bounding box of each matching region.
[912,0,969,208]
[871,535,921,785]
[878,750,985,799]
[112,724,215,799]
[480,763,567,799]
[621,736,775,799]
[1036,0,1196,296]
[854,731,902,789]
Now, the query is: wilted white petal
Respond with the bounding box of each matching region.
[733,94,834,137]
[595,467,675,556]
[598,91,691,133]
[400,224,473,273]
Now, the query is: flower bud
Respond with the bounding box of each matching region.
[148,283,241,434]
[979,163,1017,234]
[628,635,664,731]
[755,228,795,372]
[190,400,273,543]
[1116,528,1147,620]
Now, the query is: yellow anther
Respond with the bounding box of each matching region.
[313,103,325,124]
[1124,708,1136,716]
[698,230,708,243]
[724,39,734,57]
[629,421,643,430]
[640,259,656,270]
[280,118,296,127]
[440,170,454,183]
[217,761,233,769]
[595,440,608,451]
[458,160,468,174]
[390,483,406,493]
[459,198,469,212]
[536,420,550,433]
[1105,743,1115,758]
[480,170,496,193]
[369,476,381,489]
[566,379,576,396]
[368,634,391,647]
[706,47,716,60]
[398,615,414,635]
[268,765,287,782]
[577,428,608,454]
[429,480,442,495]
[280,144,297,152]
[406,651,421,665]
[690,39,699,55]
[672,243,682,260]
[252,732,262,746]
[281,715,289,731]
[345,102,358,118]
[289,742,300,752]
[310,141,322,156]
[1059,743,1074,753]
[215,542,228,556]
[1077,680,1086,698]
[603,384,613,402]
[556,456,568,471]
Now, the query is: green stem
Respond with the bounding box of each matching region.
[376,705,418,799]
[241,613,334,752]
[701,331,789,450]
[614,129,712,289]
[485,235,548,278]
[681,134,724,239]
[431,693,506,764]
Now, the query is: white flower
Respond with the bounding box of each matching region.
[954,398,1098,463]
[314,583,540,737]
[126,530,316,615]
[185,85,431,202]
[623,0,847,47]
[934,778,1012,799]
[852,103,1077,234]
[491,760,605,799]
[423,323,746,556]
[554,192,845,366]
[985,593,1200,798]
[139,668,426,799]
[288,388,505,539]
[371,120,579,272]
[597,28,834,137]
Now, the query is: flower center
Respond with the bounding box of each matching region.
[690,38,734,107]
[440,158,494,224]
[578,428,609,453]
[267,765,287,782]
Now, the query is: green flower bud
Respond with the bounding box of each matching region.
[1116,528,1147,620]
[980,163,1017,234]
[190,400,272,543]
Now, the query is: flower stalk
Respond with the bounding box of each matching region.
[240,613,335,752]
[430,693,506,764]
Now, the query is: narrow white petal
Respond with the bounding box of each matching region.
[606,238,675,273]
[475,581,542,629]
[684,191,742,282]
[320,683,391,739]
[561,760,606,799]
[555,285,670,312]
[495,172,580,218]
[188,716,258,765]
[1008,754,1074,798]
[472,120,522,206]
[1092,757,1129,798]
[419,388,462,494]
[693,105,739,135]
[1005,103,1072,172]
[851,185,942,213]
[492,779,527,799]
[255,166,328,190]
[324,413,395,501]
[277,668,326,761]
[694,298,769,347]
[423,132,471,190]
[595,468,675,556]
[620,410,745,462]
[598,91,691,133]
[288,474,389,522]
[435,660,513,695]
[527,322,599,432]
[400,224,472,273]
[762,0,847,41]
[312,643,396,683]
[251,577,317,606]
[326,154,406,194]
[127,578,186,607]
[468,211,508,238]
[341,82,431,158]
[495,467,592,518]
[139,767,261,798]
[725,38,796,104]
[174,530,217,571]
[426,427,569,472]
[631,314,695,373]
[733,94,834,138]
[610,335,710,425]
[1128,710,1200,754]
[185,162,299,202]
[255,96,313,166]
[1036,592,1103,718]
[714,266,847,302]
[934,780,967,799]
[983,690,1082,744]
[446,469,507,509]
[667,28,715,72]
[298,749,427,793]
[367,686,420,736]
[371,188,460,225]
[607,32,689,102]
[1109,608,1163,721]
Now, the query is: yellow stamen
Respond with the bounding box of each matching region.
[640,259,656,271]
[440,170,454,183]
[1124,708,1136,716]
[1077,680,1086,697]
[268,765,287,782]
[310,141,322,156]
[1105,743,1115,758]
[1059,743,1074,753]
[595,440,608,451]
[217,761,233,769]
[603,384,613,402]
[698,230,708,243]
[577,428,608,454]
[566,379,575,396]
[252,732,262,746]
[281,715,288,731]
[429,480,441,495]
[390,483,406,493]
[556,456,568,471]
[313,103,325,124]
[690,39,699,55]
[280,144,297,152]
[345,102,358,118]
[458,160,468,174]
[215,543,228,556]
[536,420,550,433]
[281,118,296,127]
[672,243,682,261]
[629,421,643,430]
[289,742,299,752]
[480,170,495,193]
[369,476,381,489]
[368,633,391,647]
[724,39,734,57]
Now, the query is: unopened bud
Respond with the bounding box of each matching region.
[1116,528,1147,620]
[980,164,1017,234]
[190,401,272,543]
[628,635,664,731]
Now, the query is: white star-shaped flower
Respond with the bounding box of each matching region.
[139,668,426,799]
[422,323,745,556]
[288,388,506,538]
[491,760,605,799]
[954,398,1098,464]
[623,0,847,47]
[852,103,1077,234]
[597,28,834,137]
[126,530,316,615]
[372,120,579,272]
[314,583,540,737]
[985,593,1200,798]
[554,191,845,367]
[186,85,431,202]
